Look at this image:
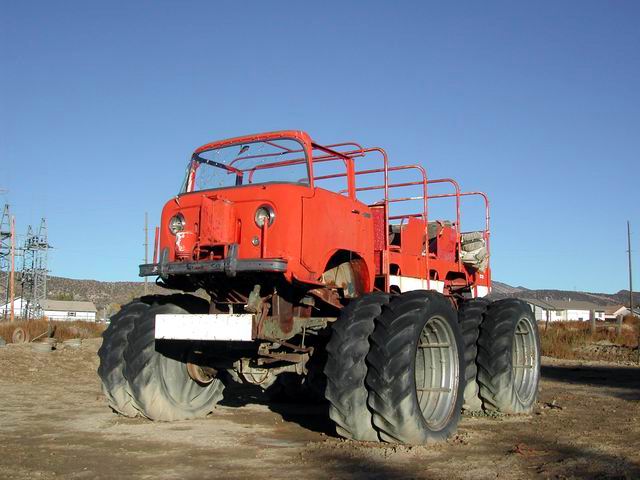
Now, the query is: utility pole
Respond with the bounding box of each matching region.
[10,216,14,322]
[628,221,638,363]
[144,212,149,294]
[628,221,634,318]
[0,204,11,319]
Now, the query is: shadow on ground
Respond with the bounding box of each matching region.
[542,363,640,401]
[219,379,336,436]
[509,433,640,479]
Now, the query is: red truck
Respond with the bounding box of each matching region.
[98,130,540,444]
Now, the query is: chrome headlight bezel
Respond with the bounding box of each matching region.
[254,205,275,228]
[168,214,186,235]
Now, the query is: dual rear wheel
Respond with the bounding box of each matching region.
[324,292,541,444]
[325,290,465,444]
[476,299,540,413]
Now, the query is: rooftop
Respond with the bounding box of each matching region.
[42,299,97,313]
[521,298,606,312]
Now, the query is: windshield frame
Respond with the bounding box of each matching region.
[183,135,312,194]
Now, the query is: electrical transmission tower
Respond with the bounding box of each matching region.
[0,204,11,319]
[20,218,50,319]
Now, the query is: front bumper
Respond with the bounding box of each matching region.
[139,243,287,277]
[139,258,287,277]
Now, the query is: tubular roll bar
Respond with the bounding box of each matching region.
[427,190,491,262]
[190,136,490,288]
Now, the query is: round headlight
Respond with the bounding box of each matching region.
[168,214,186,235]
[254,205,275,228]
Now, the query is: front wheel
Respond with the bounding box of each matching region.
[366,291,465,444]
[123,294,225,421]
[97,298,152,417]
[476,299,541,413]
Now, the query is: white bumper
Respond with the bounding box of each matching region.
[155,314,254,341]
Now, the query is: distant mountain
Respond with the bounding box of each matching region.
[490,281,528,295]
[37,276,638,317]
[489,283,640,307]
[45,276,178,315]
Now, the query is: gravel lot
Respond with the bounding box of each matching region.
[1,338,639,479]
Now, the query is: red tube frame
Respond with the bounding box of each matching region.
[188,132,490,292]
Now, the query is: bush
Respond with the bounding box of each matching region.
[0,318,105,343]
[539,321,638,361]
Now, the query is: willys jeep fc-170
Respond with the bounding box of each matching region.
[98,130,540,444]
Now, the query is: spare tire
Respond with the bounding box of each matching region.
[12,327,29,344]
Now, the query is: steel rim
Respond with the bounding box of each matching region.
[158,352,217,409]
[512,316,539,404]
[414,315,459,430]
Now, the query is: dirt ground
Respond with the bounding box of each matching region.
[1,339,639,480]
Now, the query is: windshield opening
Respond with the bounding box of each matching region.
[184,138,309,193]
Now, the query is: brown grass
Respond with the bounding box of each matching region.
[540,320,639,361]
[0,318,105,343]
[2,316,637,362]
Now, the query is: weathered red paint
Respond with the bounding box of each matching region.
[157,130,491,296]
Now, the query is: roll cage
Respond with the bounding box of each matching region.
[186,130,490,288]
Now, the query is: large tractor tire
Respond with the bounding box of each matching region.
[457,297,490,411]
[123,294,225,421]
[97,298,152,417]
[477,299,541,413]
[366,290,465,444]
[324,292,390,441]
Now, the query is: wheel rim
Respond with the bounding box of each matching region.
[414,315,459,431]
[12,328,26,343]
[158,350,218,410]
[512,316,539,404]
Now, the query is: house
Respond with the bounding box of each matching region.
[521,298,557,322]
[42,299,97,321]
[0,297,97,322]
[604,305,630,321]
[522,298,606,322]
[0,297,27,318]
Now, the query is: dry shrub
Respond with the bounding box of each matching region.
[539,320,639,361]
[622,314,639,326]
[0,318,105,343]
[539,322,587,360]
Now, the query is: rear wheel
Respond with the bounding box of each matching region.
[123,294,225,421]
[366,291,464,444]
[457,297,490,411]
[324,292,389,441]
[477,299,540,413]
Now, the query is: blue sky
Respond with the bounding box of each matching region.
[1,1,638,292]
